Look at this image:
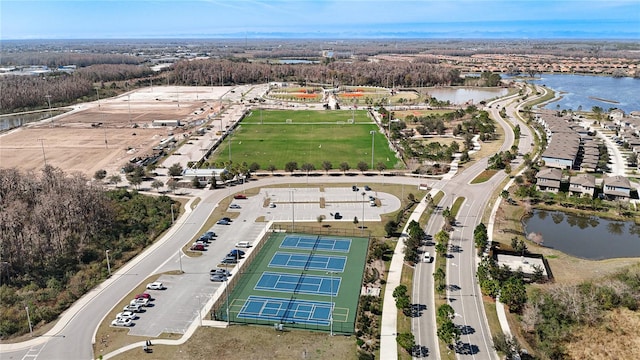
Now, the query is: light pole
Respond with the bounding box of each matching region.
[361,192,366,234]
[327,271,336,336]
[45,94,52,124]
[225,271,230,325]
[290,190,295,232]
[370,130,375,170]
[177,250,183,273]
[171,203,175,224]
[105,250,111,276]
[37,138,47,167]
[25,306,33,337]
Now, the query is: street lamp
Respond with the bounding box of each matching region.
[105,250,111,276]
[171,203,175,224]
[361,192,366,234]
[25,306,33,337]
[290,190,296,232]
[370,130,376,170]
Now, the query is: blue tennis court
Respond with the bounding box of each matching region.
[269,252,347,272]
[255,271,340,296]
[280,235,352,253]
[237,296,333,325]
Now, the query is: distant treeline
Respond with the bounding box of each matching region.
[0,52,141,68]
[0,166,176,338]
[171,58,464,87]
[0,64,153,113]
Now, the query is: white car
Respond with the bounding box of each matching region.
[116,311,136,321]
[131,298,150,307]
[423,252,432,263]
[111,318,133,327]
[123,303,143,313]
[229,204,241,209]
[235,241,252,248]
[146,281,165,290]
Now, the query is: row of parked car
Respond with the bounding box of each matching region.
[111,282,166,327]
[190,231,216,251]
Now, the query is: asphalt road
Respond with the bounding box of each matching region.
[411,84,540,359]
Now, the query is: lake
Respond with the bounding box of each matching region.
[515,74,640,113]
[523,209,640,260]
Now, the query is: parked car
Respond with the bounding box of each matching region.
[233,194,247,199]
[220,257,238,264]
[236,241,252,248]
[111,318,134,327]
[210,268,231,277]
[210,274,227,282]
[334,212,342,220]
[192,240,208,247]
[190,244,206,251]
[229,204,241,209]
[423,252,432,263]
[205,231,216,238]
[216,219,230,225]
[269,203,276,208]
[135,293,152,300]
[123,303,143,313]
[146,281,165,290]
[352,185,359,191]
[228,249,245,257]
[364,185,371,191]
[131,298,150,307]
[116,311,136,321]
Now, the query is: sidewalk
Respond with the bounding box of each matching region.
[379,189,438,360]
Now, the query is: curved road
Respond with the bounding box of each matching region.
[412,84,539,359]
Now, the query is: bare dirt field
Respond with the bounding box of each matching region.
[0,86,226,177]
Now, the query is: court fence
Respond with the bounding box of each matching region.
[210,223,368,335]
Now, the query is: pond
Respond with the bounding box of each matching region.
[425,87,509,105]
[0,110,66,131]
[523,209,640,260]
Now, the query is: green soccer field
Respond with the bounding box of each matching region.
[209,109,401,170]
[214,232,369,334]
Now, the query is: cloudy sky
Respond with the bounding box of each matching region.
[2,0,639,39]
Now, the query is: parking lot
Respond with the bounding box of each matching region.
[124,185,400,337]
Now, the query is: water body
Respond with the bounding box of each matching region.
[426,87,509,105]
[0,110,65,132]
[523,209,640,260]
[279,59,318,64]
[518,74,640,114]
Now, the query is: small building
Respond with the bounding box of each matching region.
[495,253,549,282]
[603,175,632,201]
[535,168,563,193]
[152,119,181,127]
[569,173,596,197]
[182,168,228,186]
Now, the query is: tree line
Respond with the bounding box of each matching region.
[0,166,176,338]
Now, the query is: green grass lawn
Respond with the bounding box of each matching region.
[210,109,400,170]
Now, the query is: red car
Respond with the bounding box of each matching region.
[233,194,247,199]
[135,293,152,300]
[190,244,205,251]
